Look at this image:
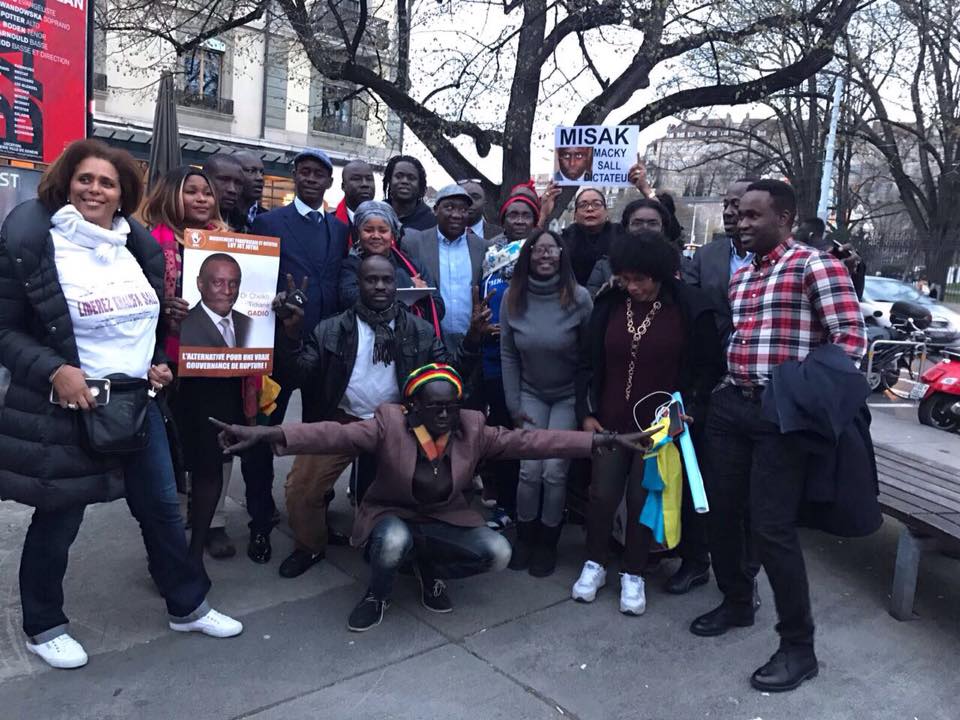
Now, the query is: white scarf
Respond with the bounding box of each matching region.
[50,204,130,264]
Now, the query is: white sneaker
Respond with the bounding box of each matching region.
[571,561,607,602]
[169,608,243,638]
[619,573,646,615]
[26,633,88,669]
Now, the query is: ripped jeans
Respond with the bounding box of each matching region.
[365,515,512,600]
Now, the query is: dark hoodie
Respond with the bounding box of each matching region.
[562,221,622,287]
[396,201,437,232]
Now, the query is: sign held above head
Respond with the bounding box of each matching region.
[553,125,640,188]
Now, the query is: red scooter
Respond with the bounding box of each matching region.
[917,350,960,432]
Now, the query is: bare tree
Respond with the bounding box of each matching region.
[99,0,861,206]
[842,0,960,287]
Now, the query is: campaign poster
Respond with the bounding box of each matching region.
[178,229,280,377]
[0,0,88,163]
[553,125,639,187]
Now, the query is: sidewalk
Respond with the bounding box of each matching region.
[0,403,958,719]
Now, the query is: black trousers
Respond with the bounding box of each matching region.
[704,385,814,647]
[678,478,710,566]
[239,386,292,533]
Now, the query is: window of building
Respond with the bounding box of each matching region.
[310,75,365,139]
[264,39,289,130]
[92,0,107,90]
[183,49,223,101]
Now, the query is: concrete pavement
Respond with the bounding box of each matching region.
[1,397,958,719]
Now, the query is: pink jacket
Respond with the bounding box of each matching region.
[277,403,595,545]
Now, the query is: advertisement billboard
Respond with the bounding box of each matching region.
[0,0,88,163]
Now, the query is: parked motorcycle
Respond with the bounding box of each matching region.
[864,300,932,393]
[917,350,960,433]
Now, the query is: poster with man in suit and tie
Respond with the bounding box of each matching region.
[178,229,281,376]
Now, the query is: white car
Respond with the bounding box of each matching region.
[861,276,960,348]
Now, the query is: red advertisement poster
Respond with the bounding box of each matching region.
[0,0,88,163]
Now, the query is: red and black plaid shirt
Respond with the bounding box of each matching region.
[726,238,866,388]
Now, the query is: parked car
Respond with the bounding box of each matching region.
[861,276,960,348]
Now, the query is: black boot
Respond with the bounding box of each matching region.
[508,520,538,571]
[529,522,562,577]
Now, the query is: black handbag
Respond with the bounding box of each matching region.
[80,375,153,454]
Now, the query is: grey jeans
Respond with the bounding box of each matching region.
[516,389,577,527]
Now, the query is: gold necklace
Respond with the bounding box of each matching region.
[624,298,662,400]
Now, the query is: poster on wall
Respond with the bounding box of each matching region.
[553,125,640,187]
[0,0,88,163]
[178,229,280,378]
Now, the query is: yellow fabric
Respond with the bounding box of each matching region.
[642,417,684,549]
[658,442,683,549]
[259,376,282,416]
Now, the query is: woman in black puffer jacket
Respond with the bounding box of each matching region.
[0,139,241,670]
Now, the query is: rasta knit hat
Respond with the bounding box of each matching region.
[402,363,464,399]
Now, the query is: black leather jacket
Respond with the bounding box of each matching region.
[275,305,478,422]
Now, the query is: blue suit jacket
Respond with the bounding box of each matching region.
[251,203,348,335]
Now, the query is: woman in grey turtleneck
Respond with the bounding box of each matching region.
[499,229,593,578]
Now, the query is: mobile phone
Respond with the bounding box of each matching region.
[49,378,111,405]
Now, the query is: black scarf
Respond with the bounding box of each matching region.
[354,302,399,366]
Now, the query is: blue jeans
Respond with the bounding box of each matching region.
[239,386,292,533]
[366,515,512,600]
[19,403,211,642]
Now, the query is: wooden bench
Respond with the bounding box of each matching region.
[875,444,960,620]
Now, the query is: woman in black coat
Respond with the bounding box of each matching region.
[571,231,725,614]
[0,140,241,670]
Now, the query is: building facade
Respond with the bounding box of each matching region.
[91,0,403,208]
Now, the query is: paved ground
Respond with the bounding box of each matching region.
[1,395,958,719]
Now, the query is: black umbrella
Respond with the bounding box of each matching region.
[147,71,182,189]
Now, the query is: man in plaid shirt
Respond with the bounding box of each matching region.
[689,179,866,693]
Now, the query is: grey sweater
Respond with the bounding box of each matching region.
[499,277,593,416]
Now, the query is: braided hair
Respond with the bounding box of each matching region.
[383,155,428,205]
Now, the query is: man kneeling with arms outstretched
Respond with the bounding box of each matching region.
[211,364,651,631]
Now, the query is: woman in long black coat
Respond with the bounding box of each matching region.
[0,139,241,670]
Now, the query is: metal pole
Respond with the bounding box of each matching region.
[817,77,844,221]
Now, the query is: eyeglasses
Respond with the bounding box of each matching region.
[576,200,606,211]
[531,246,562,258]
[457,178,482,185]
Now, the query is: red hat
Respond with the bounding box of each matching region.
[499,180,541,224]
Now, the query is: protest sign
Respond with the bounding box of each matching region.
[178,229,280,377]
[553,125,640,187]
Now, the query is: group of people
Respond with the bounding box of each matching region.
[0,138,872,696]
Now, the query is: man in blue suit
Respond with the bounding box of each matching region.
[239,148,349,565]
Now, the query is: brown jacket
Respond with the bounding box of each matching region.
[278,404,595,545]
